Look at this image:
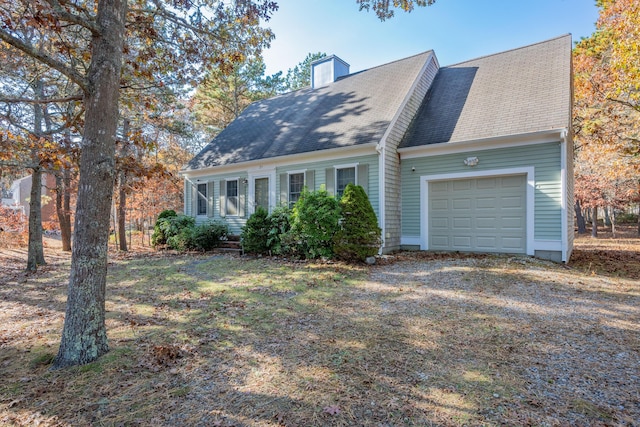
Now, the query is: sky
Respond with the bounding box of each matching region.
[261,0,600,76]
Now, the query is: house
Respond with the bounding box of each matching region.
[1,173,57,222]
[182,35,574,262]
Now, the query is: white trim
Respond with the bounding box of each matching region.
[401,236,421,246]
[247,169,276,215]
[333,162,359,170]
[224,178,240,217]
[181,144,376,178]
[420,167,535,256]
[560,131,569,262]
[534,240,562,251]
[375,51,437,152]
[374,52,437,253]
[195,181,209,217]
[399,129,567,159]
[287,171,306,206]
[377,146,385,254]
[183,180,188,215]
[333,163,358,197]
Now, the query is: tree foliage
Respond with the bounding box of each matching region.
[193,54,285,137]
[357,0,436,20]
[573,0,640,233]
[0,0,277,368]
[284,52,326,91]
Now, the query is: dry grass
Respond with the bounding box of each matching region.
[0,227,638,426]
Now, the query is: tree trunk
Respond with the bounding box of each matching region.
[26,166,46,271]
[26,79,47,272]
[55,168,73,251]
[575,200,586,234]
[591,207,598,238]
[610,206,616,237]
[604,206,611,227]
[117,119,129,251]
[53,0,127,370]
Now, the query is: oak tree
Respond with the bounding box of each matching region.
[1,0,276,368]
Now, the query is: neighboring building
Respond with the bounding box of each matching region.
[1,173,57,222]
[182,35,574,262]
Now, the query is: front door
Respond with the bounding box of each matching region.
[254,177,269,212]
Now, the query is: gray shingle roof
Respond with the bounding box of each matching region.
[184,51,432,171]
[399,35,572,148]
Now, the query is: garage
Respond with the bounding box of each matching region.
[428,174,527,254]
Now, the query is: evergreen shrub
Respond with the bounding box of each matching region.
[333,184,382,262]
[152,211,227,251]
[266,206,293,256]
[152,213,194,248]
[151,209,178,246]
[241,207,271,254]
[191,221,228,251]
[289,187,341,259]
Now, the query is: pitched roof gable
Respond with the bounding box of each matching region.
[400,35,572,148]
[184,51,433,171]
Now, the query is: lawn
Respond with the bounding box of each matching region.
[0,227,639,426]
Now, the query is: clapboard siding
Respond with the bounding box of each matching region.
[275,154,380,218]
[383,56,439,250]
[400,142,563,241]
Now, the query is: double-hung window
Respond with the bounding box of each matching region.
[196,183,207,216]
[289,173,305,206]
[336,167,356,198]
[226,179,239,216]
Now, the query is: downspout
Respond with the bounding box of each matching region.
[560,128,568,262]
[376,144,385,255]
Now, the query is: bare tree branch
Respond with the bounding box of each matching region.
[44,0,100,36]
[608,97,640,113]
[0,29,88,93]
[0,94,83,104]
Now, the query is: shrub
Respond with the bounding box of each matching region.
[241,207,271,254]
[333,184,382,262]
[267,206,293,256]
[151,209,179,246]
[289,187,341,259]
[191,221,228,251]
[615,212,638,224]
[152,210,227,251]
[152,213,195,249]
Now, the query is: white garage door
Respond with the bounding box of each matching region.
[428,175,527,254]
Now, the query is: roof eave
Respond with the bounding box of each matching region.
[398,128,569,159]
[180,142,378,177]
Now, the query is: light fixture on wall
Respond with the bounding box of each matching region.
[242,178,248,185]
[464,157,479,167]
[411,167,416,172]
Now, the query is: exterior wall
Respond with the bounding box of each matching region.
[400,142,564,257]
[381,55,439,252]
[186,171,249,234]
[3,173,56,221]
[564,135,575,262]
[275,153,380,216]
[183,153,380,236]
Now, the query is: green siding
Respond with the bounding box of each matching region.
[184,154,380,235]
[275,154,380,219]
[401,142,562,241]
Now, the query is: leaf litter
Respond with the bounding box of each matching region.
[0,228,638,426]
